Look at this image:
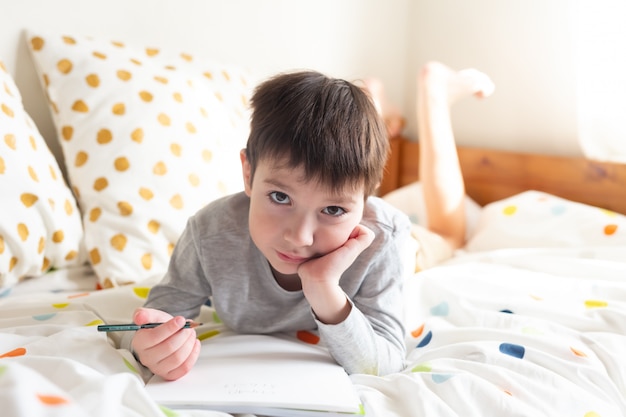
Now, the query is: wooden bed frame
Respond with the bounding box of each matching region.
[380,136,626,215]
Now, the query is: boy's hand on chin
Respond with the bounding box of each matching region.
[297,224,374,324]
[298,224,375,285]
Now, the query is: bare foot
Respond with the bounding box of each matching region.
[419,61,495,106]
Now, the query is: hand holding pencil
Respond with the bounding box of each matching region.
[128,307,203,381]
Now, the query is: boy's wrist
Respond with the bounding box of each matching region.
[304,285,351,325]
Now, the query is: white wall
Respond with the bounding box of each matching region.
[0,0,410,166]
[1,0,589,164]
[406,0,580,156]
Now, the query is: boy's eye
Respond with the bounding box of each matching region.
[269,191,290,205]
[322,206,346,217]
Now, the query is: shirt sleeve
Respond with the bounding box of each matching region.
[144,216,212,319]
[315,297,406,376]
[315,211,410,376]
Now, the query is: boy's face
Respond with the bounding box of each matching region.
[240,151,365,277]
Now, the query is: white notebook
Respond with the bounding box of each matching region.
[145,332,363,417]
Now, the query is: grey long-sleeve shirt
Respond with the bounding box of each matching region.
[145,192,410,375]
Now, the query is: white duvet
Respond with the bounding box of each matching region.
[1,246,625,417]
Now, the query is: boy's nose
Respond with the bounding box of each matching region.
[283,215,314,247]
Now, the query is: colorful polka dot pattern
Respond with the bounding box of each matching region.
[0,285,160,414]
[500,196,621,238]
[0,59,84,289]
[466,190,626,252]
[0,284,155,363]
[409,293,609,417]
[28,32,253,287]
[297,330,321,344]
[501,200,620,237]
[0,360,74,410]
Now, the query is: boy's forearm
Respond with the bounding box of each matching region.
[303,283,352,325]
[316,302,406,375]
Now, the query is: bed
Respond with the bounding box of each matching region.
[1,31,626,417]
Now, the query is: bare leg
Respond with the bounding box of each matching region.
[418,62,494,249]
[361,77,406,138]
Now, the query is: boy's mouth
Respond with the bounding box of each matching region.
[276,251,309,264]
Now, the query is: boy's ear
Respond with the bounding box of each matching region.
[240,149,252,196]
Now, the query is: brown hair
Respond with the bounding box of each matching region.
[245,70,388,196]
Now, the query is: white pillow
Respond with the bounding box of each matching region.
[382,181,482,240]
[28,31,254,287]
[465,190,626,251]
[0,59,85,288]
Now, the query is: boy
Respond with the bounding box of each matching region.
[130,63,495,381]
[131,70,412,380]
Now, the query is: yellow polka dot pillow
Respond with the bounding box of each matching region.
[465,190,626,251]
[27,31,253,287]
[0,60,84,288]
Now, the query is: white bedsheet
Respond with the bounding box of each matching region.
[1,247,624,417]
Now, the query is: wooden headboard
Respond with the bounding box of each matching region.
[380,136,626,215]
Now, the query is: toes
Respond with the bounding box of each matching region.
[458,69,495,98]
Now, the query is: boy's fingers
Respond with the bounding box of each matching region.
[133,307,173,325]
[144,324,200,379]
[354,224,375,246]
[161,336,202,381]
[299,224,376,280]
[343,225,375,254]
[139,315,188,348]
